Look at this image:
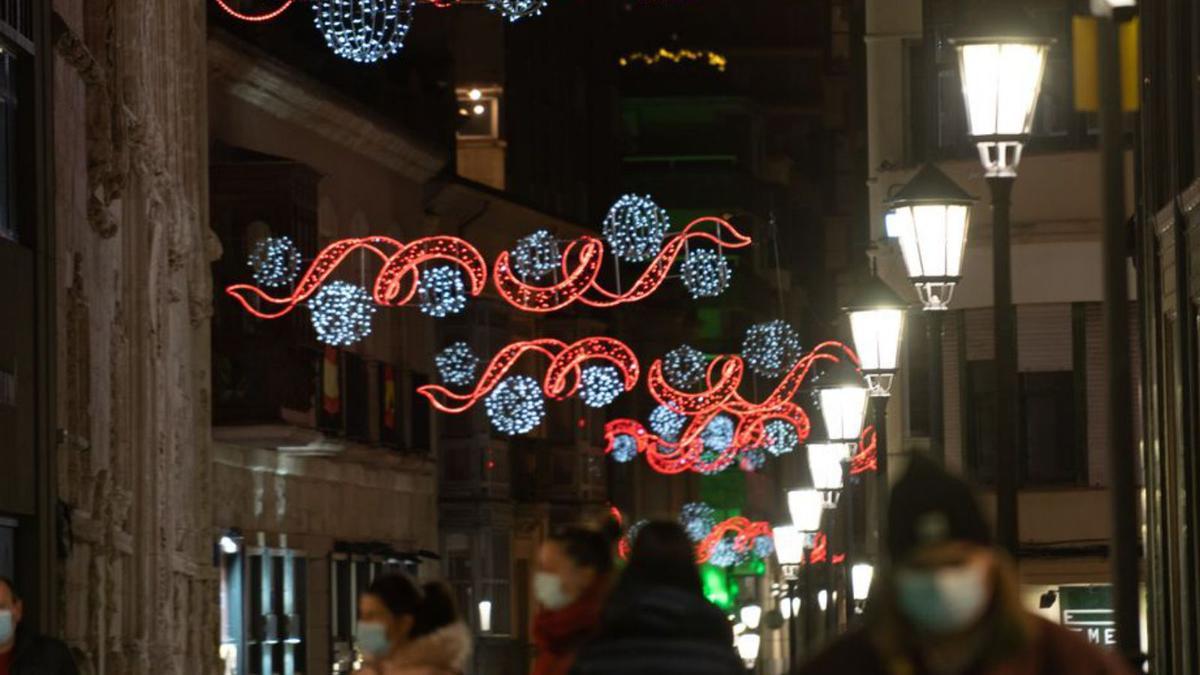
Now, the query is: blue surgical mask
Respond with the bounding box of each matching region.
[0,610,13,645]
[895,562,991,635]
[355,621,390,659]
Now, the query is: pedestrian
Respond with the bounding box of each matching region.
[797,454,1134,675]
[0,576,77,675]
[570,521,745,675]
[531,524,617,675]
[355,572,470,675]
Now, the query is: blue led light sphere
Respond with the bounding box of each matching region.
[741,320,803,378]
[418,265,468,318]
[307,281,377,347]
[485,375,545,435]
[434,342,480,387]
[486,0,547,22]
[648,404,687,442]
[578,364,624,408]
[662,344,708,390]
[702,414,736,452]
[709,536,746,568]
[753,535,775,559]
[602,194,670,262]
[679,502,717,543]
[610,434,639,463]
[247,236,303,289]
[510,229,560,281]
[680,249,731,299]
[762,419,800,457]
[313,0,415,64]
[739,447,767,473]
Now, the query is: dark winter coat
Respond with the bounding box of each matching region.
[6,626,78,675]
[569,585,745,675]
[797,616,1133,675]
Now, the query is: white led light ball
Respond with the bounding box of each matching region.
[418,265,468,318]
[510,229,561,281]
[649,404,687,442]
[313,0,415,64]
[247,236,303,288]
[662,344,708,390]
[680,249,732,299]
[485,375,545,435]
[307,281,377,347]
[741,320,803,378]
[578,364,624,408]
[602,194,670,262]
[434,342,480,387]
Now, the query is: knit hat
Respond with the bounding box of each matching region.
[886,453,992,561]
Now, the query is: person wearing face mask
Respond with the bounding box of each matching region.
[797,455,1134,675]
[0,577,77,675]
[354,572,470,675]
[531,524,618,675]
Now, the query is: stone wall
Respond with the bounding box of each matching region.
[52,1,217,673]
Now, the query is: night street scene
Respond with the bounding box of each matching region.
[1,0,1195,674]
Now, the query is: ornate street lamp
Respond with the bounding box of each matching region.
[477,600,493,634]
[773,525,806,579]
[851,563,875,603]
[845,275,909,398]
[736,633,761,669]
[740,604,763,631]
[787,489,825,534]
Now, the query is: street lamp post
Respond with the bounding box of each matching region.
[950,10,1052,557]
[773,525,805,668]
[787,489,825,656]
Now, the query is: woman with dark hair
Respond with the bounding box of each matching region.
[355,572,470,675]
[570,521,745,675]
[531,523,618,675]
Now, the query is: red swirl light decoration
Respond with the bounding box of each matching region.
[225,235,487,320]
[494,217,752,313]
[417,337,640,413]
[807,532,846,565]
[850,425,878,475]
[695,516,774,565]
[214,0,296,21]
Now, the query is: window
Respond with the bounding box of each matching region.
[0,517,13,580]
[0,51,16,243]
[221,547,308,675]
[456,87,500,140]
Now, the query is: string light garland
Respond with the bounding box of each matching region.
[680,502,717,543]
[434,342,480,387]
[247,236,303,288]
[741,320,803,378]
[510,229,560,281]
[680,249,731,299]
[662,344,708,390]
[313,0,415,64]
[602,194,671,263]
[214,0,295,22]
[610,434,639,463]
[762,419,799,457]
[306,281,378,347]
[619,47,728,73]
[648,404,687,442]
[418,265,468,318]
[484,375,545,435]
[486,0,547,22]
[579,364,625,408]
[493,216,751,313]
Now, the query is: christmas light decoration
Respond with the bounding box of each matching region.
[610,434,639,463]
[306,281,378,347]
[680,249,731,299]
[618,47,728,73]
[742,320,803,378]
[648,404,687,442]
[680,502,717,543]
[626,519,649,549]
[509,229,560,281]
[707,536,744,568]
[753,535,775,559]
[417,265,468,318]
[762,419,799,457]
[739,447,767,473]
[696,516,774,566]
[493,216,751,313]
[247,235,303,289]
[435,342,480,387]
[579,364,624,408]
[662,344,708,390]
[601,194,671,263]
[702,414,736,452]
[486,0,546,22]
[313,0,415,64]
[227,235,487,319]
[484,375,545,435]
[214,0,295,22]
[850,425,879,475]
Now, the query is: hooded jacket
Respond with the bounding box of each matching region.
[569,584,745,675]
[4,625,78,675]
[358,622,471,675]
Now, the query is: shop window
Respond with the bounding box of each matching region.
[220,547,307,675]
[329,554,409,673]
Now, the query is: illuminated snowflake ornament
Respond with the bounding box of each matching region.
[485,375,545,435]
[313,0,415,64]
[753,535,775,559]
[739,447,767,473]
[247,236,303,288]
[741,320,803,378]
[510,229,560,281]
[307,281,378,347]
[708,535,745,568]
[434,342,480,387]
[418,265,468,318]
[578,365,624,408]
[602,194,670,262]
[679,502,717,543]
[762,419,799,457]
[680,249,731,299]
[610,434,639,463]
[648,404,687,442]
[662,345,708,390]
[702,414,736,452]
[486,0,547,22]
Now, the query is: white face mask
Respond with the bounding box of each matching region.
[895,561,991,635]
[533,571,573,611]
[0,609,13,645]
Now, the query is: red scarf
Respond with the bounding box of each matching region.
[531,577,610,675]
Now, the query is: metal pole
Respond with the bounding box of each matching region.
[842,482,854,632]
[988,175,1020,557]
[875,397,889,560]
[1097,12,1141,667]
[928,311,945,465]
[788,578,798,669]
[802,549,813,652]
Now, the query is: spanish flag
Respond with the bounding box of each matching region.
[322,347,341,415]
